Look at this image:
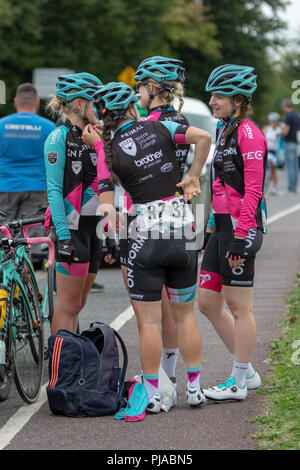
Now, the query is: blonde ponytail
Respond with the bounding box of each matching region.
[147,78,185,119]
[46,94,77,122]
[174,82,184,120]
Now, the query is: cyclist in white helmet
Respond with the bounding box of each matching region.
[262,112,282,195]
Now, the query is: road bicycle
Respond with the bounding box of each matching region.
[0,212,55,403]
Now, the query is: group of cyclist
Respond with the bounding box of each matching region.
[44,56,267,413]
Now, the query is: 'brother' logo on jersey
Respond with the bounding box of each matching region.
[119,138,137,156]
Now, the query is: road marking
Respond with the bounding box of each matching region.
[267,202,300,225]
[0,307,134,450]
[1,200,300,449]
[0,387,48,450]
[109,305,134,331]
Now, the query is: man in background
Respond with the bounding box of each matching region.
[280,99,300,193]
[0,83,55,265]
[0,82,55,219]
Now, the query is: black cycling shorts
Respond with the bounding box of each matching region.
[119,214,135,267]
[126,226,198,302]
[199,214,263,291]
[56,215,103,277]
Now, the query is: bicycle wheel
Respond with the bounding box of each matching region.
[9,279,44,403]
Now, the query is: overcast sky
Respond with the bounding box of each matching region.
[281,0,300,37]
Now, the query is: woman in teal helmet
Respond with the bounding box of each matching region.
[44,72,115,334]
[83,81,211,412]
[198,64,267,402]
[129,56,192,404]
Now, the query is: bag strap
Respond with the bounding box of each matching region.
[113,328,128,402]
[89,322,128,402]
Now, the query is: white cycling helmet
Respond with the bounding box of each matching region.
[268,112,280,122]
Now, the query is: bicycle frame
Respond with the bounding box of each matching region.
[0,253,39,348]
[0,223,55,325]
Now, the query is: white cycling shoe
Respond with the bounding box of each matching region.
[146,394,162,413]
[158,366,177,412]
[186,387,206,407]
[246,371,262,390]
[203,377,247,402]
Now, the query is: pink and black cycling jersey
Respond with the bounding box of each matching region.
[142,105,190,177]
[96,119,189,204]
[211,118,267,238]
[100,105,190,212]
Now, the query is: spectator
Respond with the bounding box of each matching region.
[279,99,300,193]
[0,83,55,221]
[262,112,282,195]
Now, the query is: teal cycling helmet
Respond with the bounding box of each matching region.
[135,56,185,111]
[93,82,139,121]
[206,64,257,98]
[56,72,103,102]
[135,56,185,83]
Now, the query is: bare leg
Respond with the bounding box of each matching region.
[161,287,178,349]
[131,300,162,375]
[223,286,256,364]
[198,288,235,353]
[51,272,88,334]
[171,300,202,367]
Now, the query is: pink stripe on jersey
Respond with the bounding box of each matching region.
[141,111,162,122]
[65,183,82,214]
[95,140,111,181]
[124,191,133,212]
[174,133,186,144]
[235,118,266,238]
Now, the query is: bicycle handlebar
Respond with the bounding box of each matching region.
[0,236,55,268]
[26,237,55,268]
[0,216,45,238]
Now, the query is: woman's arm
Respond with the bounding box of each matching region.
[44,127,71,241]
[176,126,212,201]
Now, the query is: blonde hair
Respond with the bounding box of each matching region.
[147,78,185,120]
[46,93,78,122]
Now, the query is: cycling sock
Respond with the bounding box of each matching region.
[232,354,256,379]
[186,366,201,390]
[143,373,159,399]
[231,361,248,388]
[246,362,256,379]
[161,348,179,378]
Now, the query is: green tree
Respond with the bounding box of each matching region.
[165,0,289,125]
[0,0,42,114]
[199,0,289,124]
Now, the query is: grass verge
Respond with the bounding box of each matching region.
[251,274,300,450]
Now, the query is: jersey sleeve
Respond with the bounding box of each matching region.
[235,122,267,238]
[94,140,114,193]
[160,120,189,144]
[207,209,215,229]
[44,127,71,241]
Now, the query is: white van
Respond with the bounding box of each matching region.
[179,96,217,175]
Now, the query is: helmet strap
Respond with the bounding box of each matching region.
[145,83,166,111]
[63,100,90,124]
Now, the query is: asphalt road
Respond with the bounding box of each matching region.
[1,168,300,451]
